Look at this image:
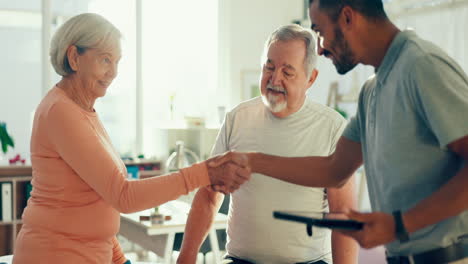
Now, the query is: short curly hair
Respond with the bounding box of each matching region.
[50,13,121,76]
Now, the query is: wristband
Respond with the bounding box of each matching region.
[392,210,409,243]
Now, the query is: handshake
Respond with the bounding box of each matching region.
[206,151,252,194]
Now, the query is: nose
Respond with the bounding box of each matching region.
[107,63,118,79]
[271,70,283,86]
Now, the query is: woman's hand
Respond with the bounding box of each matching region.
[206,151,251,194]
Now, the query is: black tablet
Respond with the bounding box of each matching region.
[273,211,364,231]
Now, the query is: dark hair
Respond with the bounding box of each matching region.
[309,0,387,21]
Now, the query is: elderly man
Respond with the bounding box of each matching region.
[177,24,358,264]
[213,0,468,263]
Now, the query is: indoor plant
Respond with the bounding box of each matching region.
[0,122,15,154]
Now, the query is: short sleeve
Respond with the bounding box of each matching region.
[329,117,348,155]
[411,54,468,148]
[210,111,231,156]
[342,84,368,143]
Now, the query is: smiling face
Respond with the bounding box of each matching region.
[260,39,317,118]
[71,42,121,98]
[309,0,358,74]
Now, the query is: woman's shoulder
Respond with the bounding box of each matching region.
[37,87,86,122]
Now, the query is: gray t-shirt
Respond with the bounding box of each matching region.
[343,30,468,256]
[213,97,347,263]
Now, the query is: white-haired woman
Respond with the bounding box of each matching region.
[13,13,250,264]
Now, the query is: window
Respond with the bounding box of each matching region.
[140,0,219,156]
[87,0,137,156]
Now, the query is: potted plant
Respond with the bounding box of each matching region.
[0,122,15,155]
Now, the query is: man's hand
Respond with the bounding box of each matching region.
[339,210,396,249]
[208,150,250,168]
[206,151,251,194]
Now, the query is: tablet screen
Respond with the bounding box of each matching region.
[275,211,349,220]
[273,211,363,230]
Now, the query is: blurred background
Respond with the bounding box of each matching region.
[1,0,468,162]
[1,0,468,263]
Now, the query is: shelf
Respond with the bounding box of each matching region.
[0,165,32,177]
[124,159,161,167]
[139,170,164,179]
[0,220,22,225]
[0,171,32,255]
[15,181,29,219]
[0,225,12,255]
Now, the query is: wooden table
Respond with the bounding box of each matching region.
[119,200,227,264]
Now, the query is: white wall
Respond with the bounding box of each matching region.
[220,0,367,112]
[0,27,41,161]
[221,0,306,108]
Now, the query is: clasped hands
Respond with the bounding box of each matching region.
[206,151,251,194]
[206,151,400,248]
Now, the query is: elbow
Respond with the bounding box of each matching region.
[327,167,351,188]
[113,201,134,214]
[326,156,350,188]
[111,180,136,214]
[117,206,135,214]
[324,172,347,188]
[334,177,350,188]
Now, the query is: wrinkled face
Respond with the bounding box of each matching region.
[309,1,357,74]
[260,39,315,118]
[74,42,121,98]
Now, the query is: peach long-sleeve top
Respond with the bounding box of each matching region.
[13,86,210,264]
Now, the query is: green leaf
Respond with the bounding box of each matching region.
[5,132,14,148]
[0,128,7,153]
[0,135,7,154]
[0,122,14,153]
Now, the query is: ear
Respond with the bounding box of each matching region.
[340,6,354,30]
[66,45,80,72]
[306,68,319,89]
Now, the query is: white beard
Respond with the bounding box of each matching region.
[262,92,287,113]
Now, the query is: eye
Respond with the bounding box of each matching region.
[102,57,111,64]
[284,71,293,77]
[265,64,274,71]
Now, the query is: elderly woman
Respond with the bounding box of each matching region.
[13,13,249,264]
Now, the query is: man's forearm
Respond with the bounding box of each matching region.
[248,152,345,188]
[403,165,468,234]
[247,137,362,188]
[178,188,224,262]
